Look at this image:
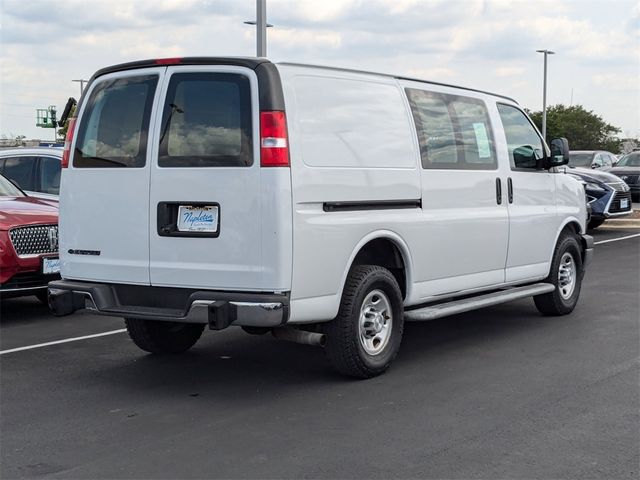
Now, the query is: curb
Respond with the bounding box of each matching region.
[600,220,640,229]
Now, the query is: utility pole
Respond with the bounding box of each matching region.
[536,49,555,140]
[244,0,273,57]
[256,0,266,57]
[72,79,88,95]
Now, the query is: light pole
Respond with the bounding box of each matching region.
[72,79,88,96]
[244,0,273,57]
[536,49,555,140]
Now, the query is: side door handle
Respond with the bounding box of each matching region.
[507,177,513,204]
[495,177,502,205]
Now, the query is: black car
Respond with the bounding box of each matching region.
[566,167,632,229]
[609,152,640,201]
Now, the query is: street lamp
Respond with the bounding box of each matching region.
[244,0,273,57]
[536,49,555,140]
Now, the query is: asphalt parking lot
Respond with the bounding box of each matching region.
[1,228,638,479]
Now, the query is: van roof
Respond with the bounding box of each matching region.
[278,62,518,104]
[92,57,517,104]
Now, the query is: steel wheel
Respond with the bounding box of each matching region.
[535,232,583,316]
[324,265,404,378]
[358,289,393,356]
[558,252,576,299]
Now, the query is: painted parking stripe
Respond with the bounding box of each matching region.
[0,329,127,355]
[594,233,640,245]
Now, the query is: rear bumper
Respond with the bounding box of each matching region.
[47,280,289,329]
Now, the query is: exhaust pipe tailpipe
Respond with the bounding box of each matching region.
[272,327,326,347]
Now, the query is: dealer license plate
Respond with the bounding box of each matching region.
[177,205,219,233]
[42,257,61,275]
[620,198,629,209]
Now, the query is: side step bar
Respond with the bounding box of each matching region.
[404,283,555,322]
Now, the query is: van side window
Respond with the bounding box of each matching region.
[496,104,545,170]
[158,73,253,168]
[3,156,37,191]
[74,75,158,168]
[405,89,497,170]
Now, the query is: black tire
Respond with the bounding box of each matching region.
[588,218,605,230]
[534,232,583,316]
[323,265,404,378]
[124,318,204,354]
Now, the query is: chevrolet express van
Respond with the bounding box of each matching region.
[49,57,593,378]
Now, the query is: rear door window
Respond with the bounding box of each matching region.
[3,156,37,191]
[158,73,253,168]
[74,75,158,168]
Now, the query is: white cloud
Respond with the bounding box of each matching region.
[495,67,525,77]
[0,0,638,140]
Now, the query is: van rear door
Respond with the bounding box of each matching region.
[148,65,264,290]
[60,68,164,284]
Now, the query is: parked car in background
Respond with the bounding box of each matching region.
[0,173,60,303]
[568,150,617,170]
[567,167,632,229]
[609,152,640,201]
[0,147,62,201]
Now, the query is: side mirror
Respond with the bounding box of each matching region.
[545,137,570,168]
[591,164,598,169]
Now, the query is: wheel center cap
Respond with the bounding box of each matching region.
[373,314,384,333]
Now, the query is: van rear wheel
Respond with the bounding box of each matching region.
[324,265,404,378]
[124,319,204,354]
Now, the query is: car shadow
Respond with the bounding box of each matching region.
[0,296,51,325]
[75,298,553,400]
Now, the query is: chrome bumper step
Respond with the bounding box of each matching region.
[404,283,555,322]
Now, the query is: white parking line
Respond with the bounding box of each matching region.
[594,233,640,245]
[0,329,127,355]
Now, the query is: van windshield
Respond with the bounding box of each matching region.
[74,75,158,168]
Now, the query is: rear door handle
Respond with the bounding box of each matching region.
[507,177,513,204]
[495,177,502,205]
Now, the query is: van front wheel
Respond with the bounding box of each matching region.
[324,265,404,378]
[534,233,583,316]
[125,319,204,354]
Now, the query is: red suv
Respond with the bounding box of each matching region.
[0,173,59,303]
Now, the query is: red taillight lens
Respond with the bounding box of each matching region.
[61,117,77,168]
[260,111,290,167]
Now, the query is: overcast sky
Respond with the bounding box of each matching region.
[1,0,638,142]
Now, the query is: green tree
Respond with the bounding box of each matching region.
[526,104,622,152]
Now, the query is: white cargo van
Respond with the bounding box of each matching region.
[49,57,593,378]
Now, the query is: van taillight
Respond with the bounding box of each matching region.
[260,111,290,167]
[61,117,77,168]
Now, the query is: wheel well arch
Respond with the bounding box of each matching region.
[549,217,584,265]
[554,217,583,243]
[341,232,412,301]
